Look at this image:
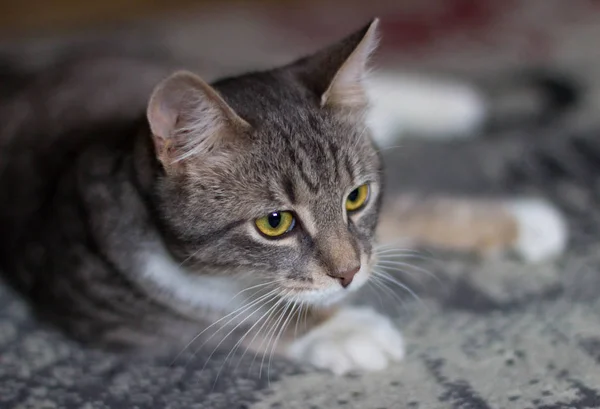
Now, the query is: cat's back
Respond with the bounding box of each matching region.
[0,52,175,154]
[0,54,165,257]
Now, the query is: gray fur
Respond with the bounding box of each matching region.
[0,22,382,352]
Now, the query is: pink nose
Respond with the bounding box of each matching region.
[330,266,360,288]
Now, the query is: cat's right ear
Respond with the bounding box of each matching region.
[147,71,250,172]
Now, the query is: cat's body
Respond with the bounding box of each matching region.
[0,20,567,374]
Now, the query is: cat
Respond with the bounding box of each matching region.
[0,18,567,375]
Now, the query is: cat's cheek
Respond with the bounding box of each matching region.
[285,307,405,375]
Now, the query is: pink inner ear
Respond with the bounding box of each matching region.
[148,98,178,141]
[147,70,251,167]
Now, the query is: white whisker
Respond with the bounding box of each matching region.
[210,291,286,387]
[366,280,386,310]
[374,244,435,259]
[375,260,441,284]
[374,269,423,305]
[302,302,309,332]
[175,288,279,365]
[268,298,299,382]
[200,291,281,375]
[370,275,406,313]
[376,253,432,262]
[178,248,203,268]
[249,295,290,375]
[260,299,292,379]
[375,246,421,254]
[234,292,289,373]
[229,280,281,302]
[293,300,305,338]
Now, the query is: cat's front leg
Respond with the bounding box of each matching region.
[284,306,405,375]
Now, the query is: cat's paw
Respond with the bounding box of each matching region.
[286,307,404,375]
[506,198,568,263]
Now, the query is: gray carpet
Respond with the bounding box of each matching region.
[1,124,599,408]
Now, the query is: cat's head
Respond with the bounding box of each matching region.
[147,20,382,306]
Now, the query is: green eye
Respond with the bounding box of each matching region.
[346,184,369,212]
[255,211,295,237]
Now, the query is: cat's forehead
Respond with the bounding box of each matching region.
[214,70,370,153]
[214,70,320,123]
[247,109,376,181]
[236,128,380,208]
[208,69,381,207]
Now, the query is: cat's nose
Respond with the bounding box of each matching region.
[330,265,360,288]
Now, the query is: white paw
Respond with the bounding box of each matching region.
[506,198,568,263]
[286,307,404,375]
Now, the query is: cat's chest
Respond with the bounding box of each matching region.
[138,250,245,315]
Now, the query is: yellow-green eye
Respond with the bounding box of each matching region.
[255,211,295,237]
[345,184,369,212]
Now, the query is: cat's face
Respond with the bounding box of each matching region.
[148,20,382,306]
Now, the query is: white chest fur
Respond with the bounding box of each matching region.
[139,250,244,315]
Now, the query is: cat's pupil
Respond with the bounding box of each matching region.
[348,189,359,202]
[268,212,282,228]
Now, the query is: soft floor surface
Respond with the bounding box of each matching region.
[1,128,599,408]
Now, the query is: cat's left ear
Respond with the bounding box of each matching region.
[292,18,380,109]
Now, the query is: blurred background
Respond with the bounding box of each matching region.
[1,0,599,138]
[1,0,599,85]
[0,0,599,74]
[0,0,600,76]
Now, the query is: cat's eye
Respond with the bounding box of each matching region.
[255,211,296,237]
[345,184,370,212]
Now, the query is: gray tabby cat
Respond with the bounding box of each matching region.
[0,19,567,374]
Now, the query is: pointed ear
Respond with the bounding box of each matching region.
[147,71,250,171]
[292,18,380,109]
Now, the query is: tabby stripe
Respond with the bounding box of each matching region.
[344,156,356,182]
[327,141,342,182]
[194,219,246,245]
[283,176,297,204]
[74,158,167,319]
[73,190,142,319]
[295,142,320,193]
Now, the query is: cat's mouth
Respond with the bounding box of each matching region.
[281,260,371,307]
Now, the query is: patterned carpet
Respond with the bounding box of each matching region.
[1,124,600,408]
